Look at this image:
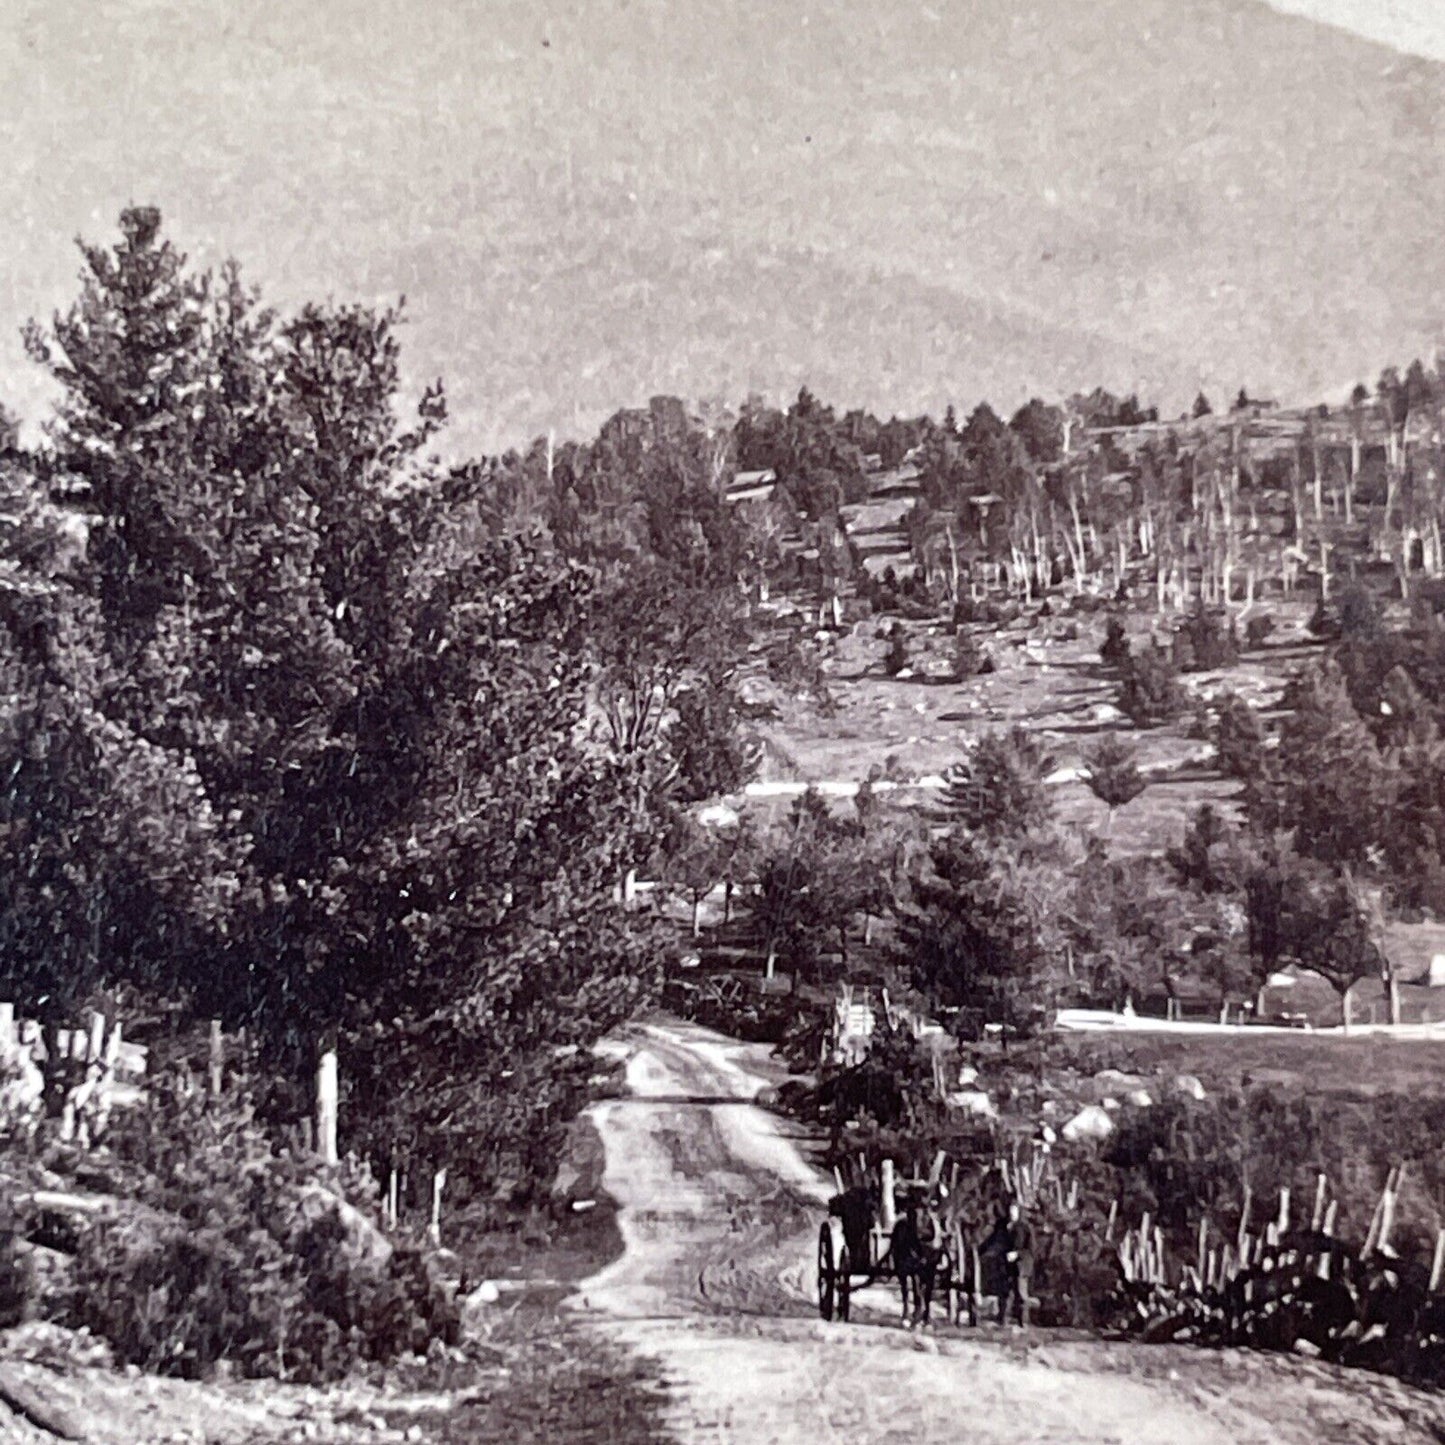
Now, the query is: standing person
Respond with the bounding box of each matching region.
[982,1198,1033,1325]
[830,1183,876,1277]
[1001,1198,1034,1326]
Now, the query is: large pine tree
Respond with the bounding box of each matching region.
[4,210,664,1183]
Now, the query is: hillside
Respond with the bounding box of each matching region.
[4,0,1445,453]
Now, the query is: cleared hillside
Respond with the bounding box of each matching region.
[3,0,1445,452]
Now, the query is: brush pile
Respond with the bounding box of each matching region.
[1113,1167,1445,1380]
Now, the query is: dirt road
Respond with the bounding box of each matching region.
[574,1019,1445,1444]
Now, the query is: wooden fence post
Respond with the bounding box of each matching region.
[316,1051,338,1167]
[209,1020,224,1096]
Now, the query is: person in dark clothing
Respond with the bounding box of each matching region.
[982,1199,1033,1325]
[829,1185,875,1275]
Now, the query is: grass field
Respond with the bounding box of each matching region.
[1052,1029,1445,1101]
[748,596,1325,855]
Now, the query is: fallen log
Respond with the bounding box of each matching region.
[0,1362,88,1441]
[19,1191,113,1219]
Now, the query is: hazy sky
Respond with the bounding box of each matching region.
[5,1,1445,453]
[1266,0,1445,61]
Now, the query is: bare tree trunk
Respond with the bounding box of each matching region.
[1068,487,1087,574]
[1290,446,1306,547]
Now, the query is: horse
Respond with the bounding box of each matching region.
[892,1197,947,1329]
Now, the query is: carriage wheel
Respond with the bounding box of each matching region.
[818,1223,838,1321]
[836,1241,852,1322]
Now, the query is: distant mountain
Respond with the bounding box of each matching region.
[3,0,1444,453]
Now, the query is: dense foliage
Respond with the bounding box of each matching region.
[65,1075,458,1381]
[0,211,708,1197]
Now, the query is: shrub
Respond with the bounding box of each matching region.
[668,686,757,802]
[1084,736,1147,818]
[953,629,994,680]
[943,728,1055,838]
[954,596,1001,627]
[1244,613,1274,649]
[1215,691,1266,779]
[883,627,909,676]
[765,632,832,707]
[1310,584,1381,643]
[1173,605,1238,673]
[1339,584,1383,639]
[65,1074,458,1382]
[1100,616,1130,667]
[1117,644,1185,727]
[0,1197,31,1328]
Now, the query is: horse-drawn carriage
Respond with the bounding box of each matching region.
[817,1158,1027,1327]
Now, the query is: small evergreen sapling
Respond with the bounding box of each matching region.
[884,626,909,676]
[1085,736,1148,833]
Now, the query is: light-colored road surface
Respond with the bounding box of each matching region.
[574,1019,1445,1444]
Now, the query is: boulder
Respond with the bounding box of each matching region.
[1126,1089,1154,1108]
[459,1280,502,1332]
[1062,1105,1116,1143]
[696,803,740,829]
[551,1159,582,1200]
[1174,1074,1207,1101]
[945,1090,997,1118]
[1093,1068,1147,1094]
[296,1184,392,1270]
